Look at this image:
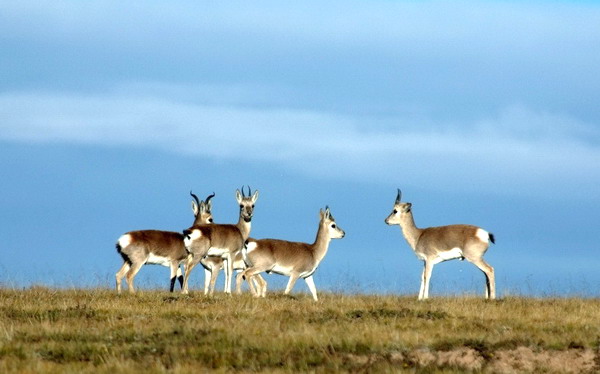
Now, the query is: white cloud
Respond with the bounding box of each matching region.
[1,89,599,200]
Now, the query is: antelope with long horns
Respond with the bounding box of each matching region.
[182,186,259,294]
[385,189,496,300]
[115,191,214,294]
[236,206,345,301]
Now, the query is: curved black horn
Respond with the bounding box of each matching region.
[190,190,201,207]
[246,185,252,197]
[395,189,402,204]
[204,192,215,205]
[240,185,246,197]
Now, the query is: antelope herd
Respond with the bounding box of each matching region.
[116,187,496,300]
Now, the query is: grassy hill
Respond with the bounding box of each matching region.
[1,287,599,373]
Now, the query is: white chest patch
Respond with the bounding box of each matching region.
[118,234,132,248]
[432,247,464,264]
[146,253,171,267]
[476,228,489,243]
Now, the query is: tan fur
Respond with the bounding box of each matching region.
[190,187,260,295]
[385,192,495,300]
[115,193,213,294]
[237,207,345,301]
[182,223,248,294]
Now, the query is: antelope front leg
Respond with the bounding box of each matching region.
[203,267,211,295]
[304,276,318,301]
[422,261,434,300]
[418,262,426,300]
[224,253,233,294]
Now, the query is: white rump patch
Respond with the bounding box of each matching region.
[118,234,132,248]
[433,247,464,264]
[476,228,489,243]
[184,229,202,247]
[245,241,258,254]
[146,253,171,267]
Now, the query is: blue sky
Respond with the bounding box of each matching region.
[1,1,599,297]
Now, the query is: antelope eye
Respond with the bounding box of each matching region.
[251,204,255,208]
[393,209,398,214]
[239,204,244,208]
[208,218,213,223]
[331,224,336,228]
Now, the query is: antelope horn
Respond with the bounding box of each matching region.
[190,190,201,207]
[395,189,402,204]
[240,186,246,197]
[246,185,252,197]
[204,192,215,205]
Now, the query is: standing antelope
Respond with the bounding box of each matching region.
[182,186,259,294]
[236,206,345,301]
[115,192,214,294]
[385,189,496,300]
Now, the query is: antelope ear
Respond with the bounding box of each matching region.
[235,189,243,204]
[191,201,199,216]
[319,209,325,220]
[404,203,412,213]
[251,190,259,203]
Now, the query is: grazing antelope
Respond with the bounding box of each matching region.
[236,206,345,301]
[385,189,496,300]
[115,192,214,294]
[182,186,259,295]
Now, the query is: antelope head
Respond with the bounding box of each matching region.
[320,206,345,239]
[191,191,215,225]
[236,186,259,223]
[385,188,412,226]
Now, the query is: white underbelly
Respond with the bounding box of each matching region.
[270,264,294,276]
[432,247,464,264]
[146,253,171,267]
[207,247,229,257]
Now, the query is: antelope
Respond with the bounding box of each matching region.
[236,206,345,301]
[115,191,214,294]
[182,186,259,295]
[385,189,496,300]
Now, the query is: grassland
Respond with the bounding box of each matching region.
[0,287,599,373]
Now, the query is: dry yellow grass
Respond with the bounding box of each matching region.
[0,287,599,373]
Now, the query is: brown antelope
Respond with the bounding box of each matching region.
[236,206,345,301]
[182,186,259,294]
[115,192,214,294]
[385,189,496,300]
